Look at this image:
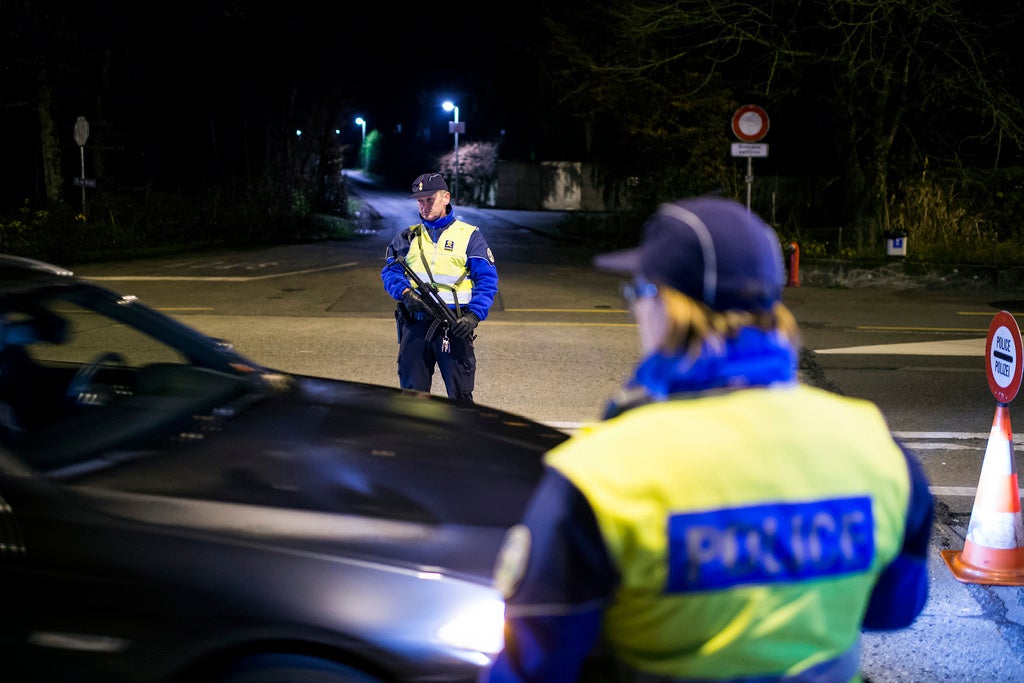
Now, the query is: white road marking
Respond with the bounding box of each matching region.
[65,267,1020,500]
[81,262,359,282]
[541,424,1020,499]
[817,339,986,356]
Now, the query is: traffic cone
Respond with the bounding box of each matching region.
[941,404,1024,585]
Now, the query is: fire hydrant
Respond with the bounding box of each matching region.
[785,241,800,287]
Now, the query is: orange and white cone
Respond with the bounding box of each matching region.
[941,404,1024,585]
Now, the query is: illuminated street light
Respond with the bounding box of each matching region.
[442,101,462,204]
[354,117,367,169]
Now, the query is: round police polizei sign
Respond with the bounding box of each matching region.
[985,311,1023,404]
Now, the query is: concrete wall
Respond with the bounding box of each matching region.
[494,161,614,211]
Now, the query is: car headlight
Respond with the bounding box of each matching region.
[436,595,505,664]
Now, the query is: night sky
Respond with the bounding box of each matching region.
[0,0,544,206]
[4,1,1022,222]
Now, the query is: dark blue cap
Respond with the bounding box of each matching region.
[409,173,449,198]
[593,197,785,312]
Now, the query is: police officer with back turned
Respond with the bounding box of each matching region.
[382,172,498,402]
[483,196,933,683]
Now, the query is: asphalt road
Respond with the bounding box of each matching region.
[71,176,1024,682]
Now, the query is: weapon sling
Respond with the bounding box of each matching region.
[396,256,475,342]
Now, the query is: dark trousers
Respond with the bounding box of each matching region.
[396,315,476,402]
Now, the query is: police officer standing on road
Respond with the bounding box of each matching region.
[483,197,934,683]
[381,172,498,402]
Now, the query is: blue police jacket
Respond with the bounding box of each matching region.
[485,328,933,683]
[381,205,498,322]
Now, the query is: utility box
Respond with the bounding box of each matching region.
[886,236,907,257]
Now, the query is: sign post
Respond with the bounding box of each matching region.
[73,116,90,215]
[730,105,770,211]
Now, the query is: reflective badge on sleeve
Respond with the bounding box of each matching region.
[666,496,875,592]
[493,524,531,599]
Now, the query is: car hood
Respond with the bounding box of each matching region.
[64,374,569,580]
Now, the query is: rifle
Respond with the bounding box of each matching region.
[395,256,475,343]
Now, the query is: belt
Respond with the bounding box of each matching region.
[607,642,860,683]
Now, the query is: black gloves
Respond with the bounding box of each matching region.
[402,289,429,315]
[403,288,478,339]
[450,312,480,339]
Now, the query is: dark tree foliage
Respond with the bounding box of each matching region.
[2,0,1023,252]
[525,0,1024,242]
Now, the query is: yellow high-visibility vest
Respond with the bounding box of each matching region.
[405,221,478,305]
[546,384,910,682]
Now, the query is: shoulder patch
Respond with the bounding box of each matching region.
[493,524,531,598]
[486,247,495,264]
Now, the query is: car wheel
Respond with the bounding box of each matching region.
[217,654,387,683]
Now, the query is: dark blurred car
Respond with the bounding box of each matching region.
[0,255,568,683]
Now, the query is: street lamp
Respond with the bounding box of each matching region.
[354,117,366,169]
[442,101,461,204]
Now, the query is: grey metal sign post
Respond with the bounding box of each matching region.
[73,116,90,214]
[730,106,770,211]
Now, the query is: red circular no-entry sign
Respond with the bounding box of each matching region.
[985,311,1023,403]
[731,105,770,142]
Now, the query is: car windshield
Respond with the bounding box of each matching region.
[0,283,262,473]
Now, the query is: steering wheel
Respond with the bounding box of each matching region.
[66,351,126,406]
